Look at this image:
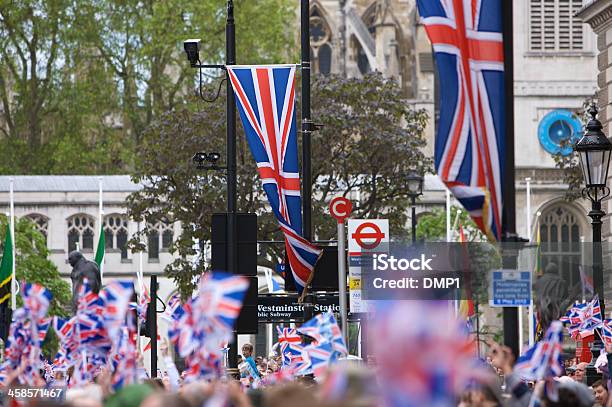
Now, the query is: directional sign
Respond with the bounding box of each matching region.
[329,197,352,223]
[489,269,532,307]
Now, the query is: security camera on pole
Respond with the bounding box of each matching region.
[330,197,353,343]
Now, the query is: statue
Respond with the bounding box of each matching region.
[534,262,571,335]
[69,251,101,314]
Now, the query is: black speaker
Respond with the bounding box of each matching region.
[236,276,258,334]
[211,213,257,276]
[284,246,339,292]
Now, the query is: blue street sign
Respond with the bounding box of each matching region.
[490,270,531,307]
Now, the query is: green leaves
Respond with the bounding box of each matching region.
[0,0,295,175]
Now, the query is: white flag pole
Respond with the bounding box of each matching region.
[526,178,532,242]
[9,178,15,311]
[98,177,103,283]
[446,189,451,243]
[445,189,457,315]
[136,221,145,356]
[521,178,530,348]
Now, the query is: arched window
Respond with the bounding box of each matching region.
[67,214,96,252]
[25,214,49,244]
[539,205,583,287]
[147,221,174,260]
[104,214,129,259]
[310,7,333,76]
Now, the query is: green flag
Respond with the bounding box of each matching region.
[0,223,13,305]
[95,224,105,271]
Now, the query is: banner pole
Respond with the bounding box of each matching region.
[9,178,15,311]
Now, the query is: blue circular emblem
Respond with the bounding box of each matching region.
[538,109,582,156]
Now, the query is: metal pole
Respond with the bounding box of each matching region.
[337,221,348,344]
[587,198,605,385]
[301,0,312,241]
[150,275,158,377]
[301,0,315,323]
[501,0,519,359]
[411,197,417,244]
[225,0,239,371]
[590,200,605,315]
[9,178,15,311]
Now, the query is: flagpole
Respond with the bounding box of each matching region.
[446,189,454,315]
[98,177,103,283]
[525,177,532,347]
[446,189,451,243]
[9,178,15,311]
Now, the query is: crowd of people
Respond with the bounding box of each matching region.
[2,335,612,406]
[2,279,612,406]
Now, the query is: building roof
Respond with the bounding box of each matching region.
[0,174,446,193]
[0,176,141,192]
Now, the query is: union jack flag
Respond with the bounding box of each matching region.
[514,320,564,400]
[100,280,134,340]
[277,326,303,366]
[297,311,348,356]
[416,0,505,240]
[227,65,322,292]
[37,317,51,345]
[22,282,53,321]
[302,341,334,377]
[578,296,603,337]
[603,319,612,347]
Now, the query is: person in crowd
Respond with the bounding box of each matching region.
[574,362,588,383]
[593,379,609,407]
[240,343,261,382]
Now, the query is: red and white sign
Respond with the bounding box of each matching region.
[347,219,389,314]
[348,219,389,253]
[329,197,352,223]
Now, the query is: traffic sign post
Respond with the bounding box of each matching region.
[329,197,352,344]
[347,219,389,314]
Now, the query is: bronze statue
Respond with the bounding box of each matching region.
[534,262,573,335]
[69,251,101,313]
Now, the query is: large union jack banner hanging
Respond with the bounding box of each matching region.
[227,65,322,293]
[416,0,505,240]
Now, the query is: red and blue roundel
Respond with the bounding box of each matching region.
[538,109,582,156]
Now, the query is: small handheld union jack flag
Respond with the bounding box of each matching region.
[227,65,322,293]
[514,320,564,401]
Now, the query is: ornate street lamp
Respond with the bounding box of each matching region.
[407,172,424,244]
[576,104,612,310]
[575,104,612,385]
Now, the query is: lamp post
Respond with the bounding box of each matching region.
[184,0,238,373]
[575,104,612,385]
[406,172,424,244]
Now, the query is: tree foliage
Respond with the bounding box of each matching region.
[0,0,296,174]
[127,74,432,297]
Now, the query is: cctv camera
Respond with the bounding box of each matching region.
[184,39,201,67]
[206,152,221,163]
[192,152,207,164]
